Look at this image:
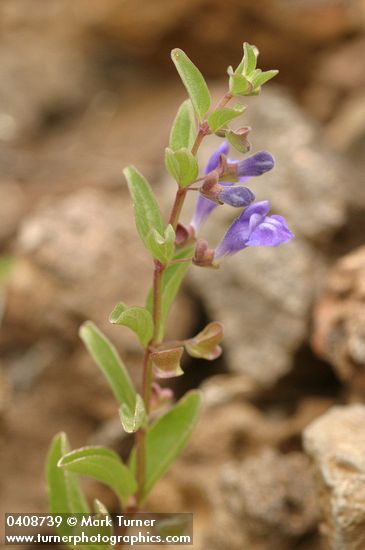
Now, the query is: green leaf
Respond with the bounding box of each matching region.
[145,224,176,264]
[243,42,259,75]
[165,147,199,188]
[47,432,102,549]
[80,321,136,409]
[130,391,202,502]
[169,99,197,152]
[47,434,111,550]
[109,303,153,347]
[165,148,179,182]
[146,246,194,341]
[92,500,113,547]
[250,69,279,89]
[160,249,193,331]
[208,105,246,133]
[229,44,278,96]
[94,498,111,517]
[58,446,137,505]
[171,49,211,121]
[47,432,90,516]
[229,73,252,96]
[146,246,195,340]
[123,166,165,252]
[119,394,146,433]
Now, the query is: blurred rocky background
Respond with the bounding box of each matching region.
[1,1,365,549]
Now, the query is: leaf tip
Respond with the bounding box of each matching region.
[56,456,65,469]
[109,302,126,324]
[171,48,182,60]
[79,320,93,340]
[122,165,138,183]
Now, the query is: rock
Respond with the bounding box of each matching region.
[260,0,356,44]
[326,92,365,153]
[301,37,365,152]
[203,448,319,550]
[0,3,93,142]
[3,186,194,358]
[186,86,347,387]
[146,380,330,549]
[82,0,358,71]
[312,245,365,397]
[303,404,365,550]
[5,187,150,344]
[0,0,361,148]
[183,380,333,465]
[316,38,365,94]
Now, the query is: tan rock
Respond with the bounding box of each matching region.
[303,404,365,550]
[312,246,365,397]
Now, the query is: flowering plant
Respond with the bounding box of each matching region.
[46,44,293,544]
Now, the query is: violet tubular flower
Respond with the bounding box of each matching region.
[190,143,274,234]
[190,142,230,234]
[235,151,275,178]
[215,200,293,260]
[218,185,255,207]
[205,140,230,173]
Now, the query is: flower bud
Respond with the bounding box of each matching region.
[199,172,221,203]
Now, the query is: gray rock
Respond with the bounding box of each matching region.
[203,448,319,550]
[303,404,365,550]
[5,187,193,349]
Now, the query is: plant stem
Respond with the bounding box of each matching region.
[214,91,233,110]
[169,257,194,265]
[146,262,165,412]
[191,127,206,156]
[135,260,165,505]
[169,188,187,230]
[135,90,232,508]
[168,125,208,230]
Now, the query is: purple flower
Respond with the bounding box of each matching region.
[190,142,230,233]
[205,141,230,174]
[218,186,255,207]
[215,200,293,259]
[190,194,220,234]
[190,142,274,234]
[236,151,274,177]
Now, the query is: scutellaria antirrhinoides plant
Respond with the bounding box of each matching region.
[46,43,293,541]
